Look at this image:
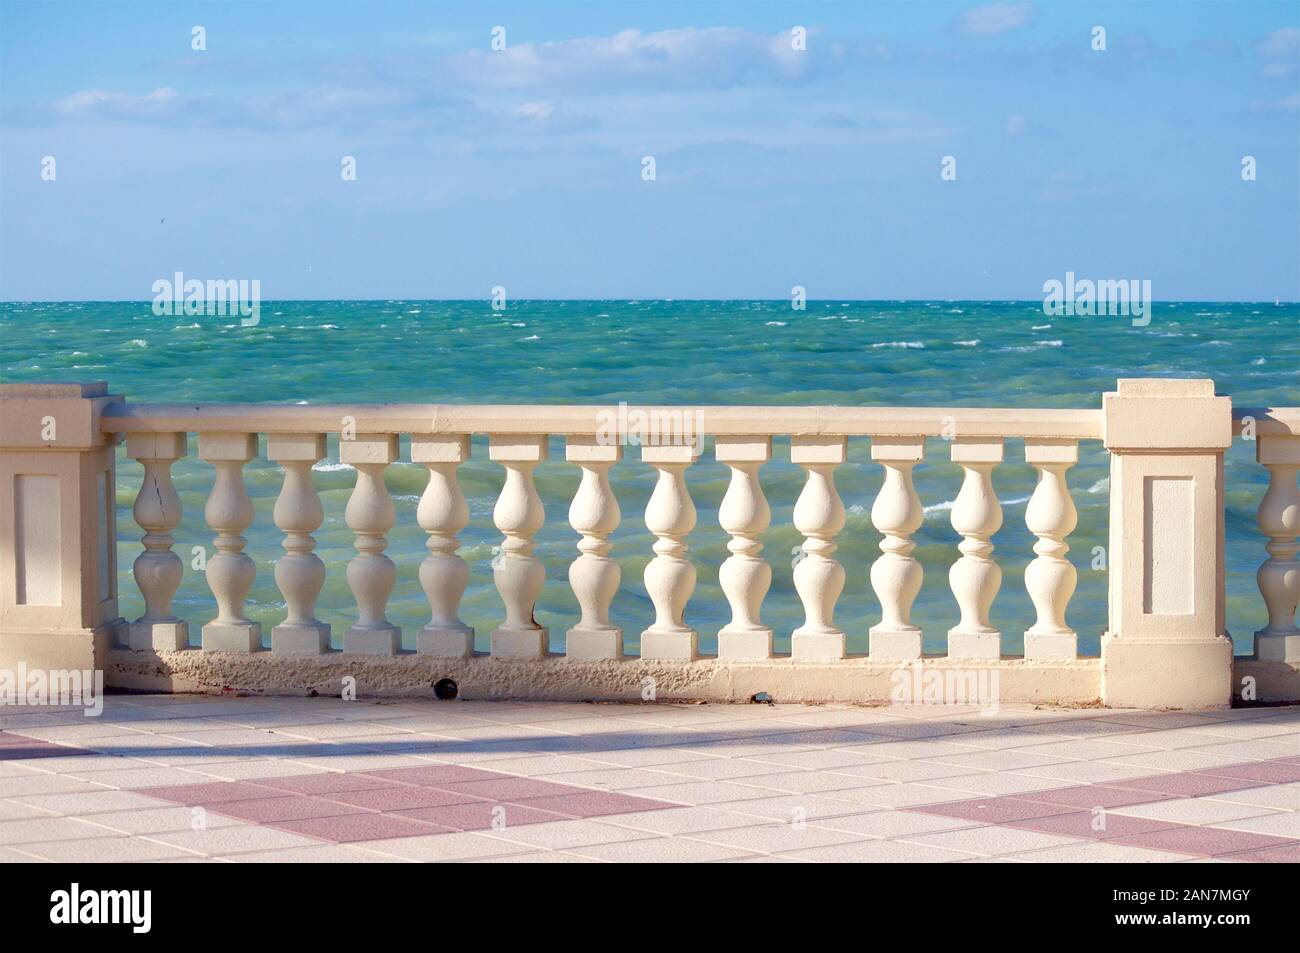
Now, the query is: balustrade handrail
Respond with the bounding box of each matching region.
[100,401,1104,439]
[1234,407,1300,437]
[1,378,1296,709]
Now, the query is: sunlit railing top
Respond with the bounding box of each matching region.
[100,401,1104,439]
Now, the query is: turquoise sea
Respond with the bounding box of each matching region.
[2,300,1296,657]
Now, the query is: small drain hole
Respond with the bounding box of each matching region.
[433,678,459,701]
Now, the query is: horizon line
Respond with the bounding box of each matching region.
[2,297,1297,306]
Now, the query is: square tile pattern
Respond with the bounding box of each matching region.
[1,699,1298,862]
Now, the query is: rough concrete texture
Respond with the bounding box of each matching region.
[104,649,1104,706]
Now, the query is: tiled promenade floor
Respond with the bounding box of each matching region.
[1,694,1297,863]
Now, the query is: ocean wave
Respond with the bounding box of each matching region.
[766,321,787,326]
[1089,477,1109,493]
[954,340,980,346]
[870,341,924,349]
[924,494,1030,518]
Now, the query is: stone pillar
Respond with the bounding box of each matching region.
[1101,379,1233,709]
[341,434,402,655]
[640,444,701,660]
[199,432,262,652]
[490,435,550,658]
[412,434,475,658]
[790,435,847,661]
[1254,432,1300,662]
[267,433,330,655]
[126,432,189,652]
[716,436,773,660]
[565,435,623,661]
[0,382,123,673]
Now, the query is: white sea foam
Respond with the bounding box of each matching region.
[924,494,1030,517]
[1032,324,1052,330]
[521,334,540,341]
[313,462,354,472]
[129,339,148,347]
[766,321,787,326]
[870,341,924,349]
[1089,477,1109,493]
[954,340,980,346]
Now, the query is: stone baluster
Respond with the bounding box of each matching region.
[640,444,701,660]
[791,436,847,660]
[198,433,262,652]
[490,435,549,658]
[868,436,925,660]
[1255,434,1300,662]
[1023,438,1079,660]
[565,436,623,660]
[412,435,475,657]
[947,437,1004,659]
[266,434,330,655]
[341,434,401,655]
[126,433,189,651]
[716,436,773,660]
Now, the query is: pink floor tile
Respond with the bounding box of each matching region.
[1022,785,1177,809]
[435,777,580,800]
[392,801,569,831]
[1107,773,1261,797]
[359,765,506,786]
[1220,841,1300,863]
[1110,825,1296,857]
[256,773,396,795]
[511,790,681,817]
[1007,811,1182,840]
[138,781,290,805]
[208,796,373,824]
[910,796,1079,823]
[272,812,449,843]
[322,785,487,812]
[1192,760,1300,784]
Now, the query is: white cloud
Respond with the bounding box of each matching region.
[957,3,1034,37]
[1257,27,1298,60]
[1257,27,1298,79]
[511,100,598,133]
[54,86,183,118]
[446,27,831,91]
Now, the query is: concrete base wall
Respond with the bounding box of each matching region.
[104,649,1103,706]
[98,649,1300,708]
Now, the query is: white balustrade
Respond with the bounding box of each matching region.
[198,432,262,652]
[565,436,623,660]
[716,436,773,660]
[791,436,847,660]
[640,444,701,660]
[490,435,550,658]
[947,437,1003,659]
[126,432,189,652]
[1255,434,1300,662]
[411,434,475,657]
[1023,438,1079,660]
[868,436,925,660]
[341,433,401,655]
[267,433,330,655]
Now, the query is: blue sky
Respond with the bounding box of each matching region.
[1,1,1297,301]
